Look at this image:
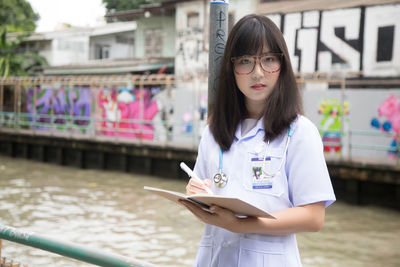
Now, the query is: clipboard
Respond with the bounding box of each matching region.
[144,186,275,219]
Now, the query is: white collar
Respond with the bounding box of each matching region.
[235,117,264,140]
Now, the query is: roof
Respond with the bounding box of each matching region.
[9,21,137,42]
[104,0,198,20]
[43,57,174,75]
[257,0,400,14]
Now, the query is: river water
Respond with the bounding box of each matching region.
[0,155,399,267]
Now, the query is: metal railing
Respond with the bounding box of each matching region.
[319,128,400,166]
[1,109,399,166]
[0,74,205,149]
[0,111,200,149]
[0,225,156,267]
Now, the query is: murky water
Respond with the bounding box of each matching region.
[0,155,399,267]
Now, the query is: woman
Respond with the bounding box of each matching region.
[180,14,335,266]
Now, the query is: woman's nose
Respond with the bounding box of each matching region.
[252,60,264,76]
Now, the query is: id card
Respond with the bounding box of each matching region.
[251,157,273,189]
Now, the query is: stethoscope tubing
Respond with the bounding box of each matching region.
[215,124,293,185]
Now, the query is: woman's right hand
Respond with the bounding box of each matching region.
[186,178,212,195]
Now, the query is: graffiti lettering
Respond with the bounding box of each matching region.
[27,87,92,132]
[176,28,208,76]
[98,88,159,140]
[270,4,400,77]
[217,10,226,28]
[216,29,225,42]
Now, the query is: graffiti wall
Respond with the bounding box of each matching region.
[267,4,400,77]
[318,98,349,154]
[25,86,162,140]
[26,86,92,132]
[371,95,400,158]
[175,27,209,77]
[97,87,159,140]
[303,88,400,159]
[174,3,399,77]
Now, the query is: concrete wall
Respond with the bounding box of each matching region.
[89,31,135,59]
[50,35,90,66]
[175,1,208,76]
[135,15,176,58]
[175,0,256,77]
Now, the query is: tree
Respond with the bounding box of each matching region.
[0,0,39,32]
[0,0,46,77]
[102,0,153,12]
[0,29,47,77]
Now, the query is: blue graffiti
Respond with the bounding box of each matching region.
[26,87,91,131]
[371,118,399,158]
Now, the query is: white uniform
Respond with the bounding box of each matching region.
[193,115,336,267]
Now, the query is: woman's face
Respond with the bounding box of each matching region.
[233,44,281,116]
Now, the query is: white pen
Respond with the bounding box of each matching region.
[180,162,213,194]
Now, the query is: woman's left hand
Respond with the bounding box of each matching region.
[179,200,240,232]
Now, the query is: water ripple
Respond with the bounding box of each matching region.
[1,156,399,267]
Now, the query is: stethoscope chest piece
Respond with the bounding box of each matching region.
[213,172,227,188]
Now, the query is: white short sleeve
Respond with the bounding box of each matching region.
[286,116,336,207]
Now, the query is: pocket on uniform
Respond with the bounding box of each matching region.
[238,237,285,267]
[244,148,285,197]
[194,235,213,267]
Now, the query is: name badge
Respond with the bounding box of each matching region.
[251,157,273,189]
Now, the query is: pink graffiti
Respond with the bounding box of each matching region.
[98,89,159,140]
[378,94,400,134]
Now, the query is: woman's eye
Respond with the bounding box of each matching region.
[261,56,279,64]
[239,58,252,65]
[262,56,275,63]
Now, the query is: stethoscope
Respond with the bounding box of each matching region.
[213,124,294,188]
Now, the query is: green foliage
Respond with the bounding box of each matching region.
[0,28,48,77]
[0,0,46,77]
[102,0,151,12]
[0,0,39,32]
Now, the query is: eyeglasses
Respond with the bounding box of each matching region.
[231,53,283,75]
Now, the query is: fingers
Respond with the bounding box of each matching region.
[186,178,211,195]
[179,200,210,222]
[203,179,212,189]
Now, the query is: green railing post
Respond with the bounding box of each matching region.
[0,225,156,267]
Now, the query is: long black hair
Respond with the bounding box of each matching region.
[209,14,303,151]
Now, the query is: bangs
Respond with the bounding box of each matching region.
[231,17,280,57]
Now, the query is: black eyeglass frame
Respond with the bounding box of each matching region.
[231,52,284,75]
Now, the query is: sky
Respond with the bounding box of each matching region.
[27,0,107,32]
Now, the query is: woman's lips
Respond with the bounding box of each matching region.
[251,83,266,90]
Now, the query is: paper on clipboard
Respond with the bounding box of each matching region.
[144,186,275,219]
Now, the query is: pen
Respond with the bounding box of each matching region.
[180,162,213,194]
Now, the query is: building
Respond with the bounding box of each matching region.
[18,21,173,75]
[3,0,400,160]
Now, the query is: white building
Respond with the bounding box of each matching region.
[19,21,173,75]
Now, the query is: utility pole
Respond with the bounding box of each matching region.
[208,0,229,115]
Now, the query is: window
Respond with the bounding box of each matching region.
[115,34,134,45]
[144,28,163,57]
[95,44,110,59]
[187,12,199,28]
